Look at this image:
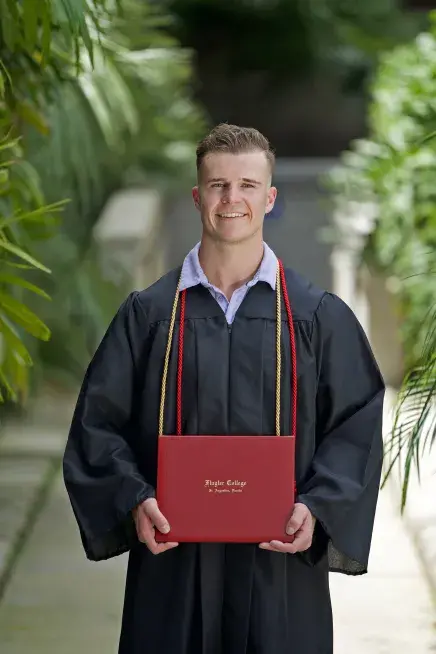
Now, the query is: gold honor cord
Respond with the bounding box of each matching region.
[158,274,182,437]
[158,264,283,438]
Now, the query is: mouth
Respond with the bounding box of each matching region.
[216,212,247,219]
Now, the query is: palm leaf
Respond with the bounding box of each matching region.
[0,0,113,69]
[382,304,436,510]
[0,273,51,300]
[78,45,139,149]
[57,0,94,64]
[0,291,51,341]
[0,313,34,401]
[22,0,40,53]
[0,0,19,52]
[40,2,52,65]
[0,200,68,231]
[0,365,16,401]
[0,0,204,405]
[0,314,33,366]
[0,0,123,407]
[0,239,51,273]
[0,136,22,153]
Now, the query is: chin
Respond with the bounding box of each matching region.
[216,230,256,245]
[203,219,261,245]
[218,221,262,243]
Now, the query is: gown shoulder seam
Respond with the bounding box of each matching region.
[310,290,329,340]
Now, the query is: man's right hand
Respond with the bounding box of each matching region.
[132,498,179,555]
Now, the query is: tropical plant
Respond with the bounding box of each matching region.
[0,127,65,402]
[325,11,436,509]
[388,309,435,509]
[0,0,105,402]
[0,0,205,403]
[22,0,205,388]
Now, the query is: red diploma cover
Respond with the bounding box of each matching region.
[156,261,297,543]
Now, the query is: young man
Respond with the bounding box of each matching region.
[64,124,385,654]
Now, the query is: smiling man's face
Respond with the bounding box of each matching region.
[192,150,277,245]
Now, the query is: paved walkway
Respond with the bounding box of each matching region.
[0,471,126,653]
[0,467,434,653]
[331,482,435,653]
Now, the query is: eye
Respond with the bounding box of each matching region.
[211,183,224,188]
[241,183,255,188]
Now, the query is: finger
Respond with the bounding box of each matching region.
[148,541,179,556]
[259,540,312,554]
[286,529,312,553]
[140,522,179,554]
[142,498,171,534]
[286,503,310,535]
[259,541,295,554]
[137,513,177,552]
[259,543,279,552]
[137,516,155,545]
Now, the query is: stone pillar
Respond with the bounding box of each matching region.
[330,201,376,335]
[93,188,166,292]
[330,200,404,387]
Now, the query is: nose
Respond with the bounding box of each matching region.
[222,184,241,204]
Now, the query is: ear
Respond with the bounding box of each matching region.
[265,186,277,214]
[192,186,201,211]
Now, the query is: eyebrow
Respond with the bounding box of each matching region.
[207,177,262,186]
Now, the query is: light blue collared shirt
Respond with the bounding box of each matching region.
[179,242,278,324]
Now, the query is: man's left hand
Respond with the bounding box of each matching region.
[259,503,316,554]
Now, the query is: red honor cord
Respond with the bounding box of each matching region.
[176,260,297,440]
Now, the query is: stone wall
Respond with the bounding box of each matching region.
[93,188,167,291]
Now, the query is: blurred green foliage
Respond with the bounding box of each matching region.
[326,11,436,508]
[165,0,423,87]
[0,0,205,404]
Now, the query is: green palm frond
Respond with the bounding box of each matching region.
[382,303,436,510]
[0,0,114,66]
[0,130,68,402]
[0,0,113,403]
[326,19,436,509]
[0,0,205,401]
[78,43,140,150]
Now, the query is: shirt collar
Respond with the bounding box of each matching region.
[179,241,278,292]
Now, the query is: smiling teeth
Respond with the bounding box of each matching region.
[218,213,245,218]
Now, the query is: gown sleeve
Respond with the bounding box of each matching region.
[297,292,385,575]
[63,292,154,561]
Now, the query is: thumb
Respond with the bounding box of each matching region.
[286,503,308,535]
[143,498,170,534]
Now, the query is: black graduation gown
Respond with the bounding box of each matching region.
[63,265,385,654]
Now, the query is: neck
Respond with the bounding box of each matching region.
[198,234,265,300]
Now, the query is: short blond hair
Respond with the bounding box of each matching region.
[196,123,275,172]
